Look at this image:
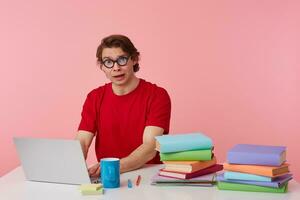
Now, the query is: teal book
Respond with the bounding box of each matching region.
[217,181,288,193]
[224,171,273,182]
[160,149,213,161]
[155,133,213,153]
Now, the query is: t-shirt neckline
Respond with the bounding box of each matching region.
[109,78,144,98]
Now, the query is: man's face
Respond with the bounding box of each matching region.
[101,47,137,86]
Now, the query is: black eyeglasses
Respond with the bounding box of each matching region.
[101,56,130,69]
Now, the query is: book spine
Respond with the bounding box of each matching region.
[165,159,216,173]
[160,150,212,161]
[227,151,282,166]
[218,175,280,188]
[217,181,287,193]
[160,142,212,153]
[224,171,272,182]
[223,164,274,177]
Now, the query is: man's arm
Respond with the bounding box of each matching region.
[120,125,164,173]
[75,130,94,159]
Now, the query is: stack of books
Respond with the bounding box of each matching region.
[152,133,223,186]
[217,144,293,193]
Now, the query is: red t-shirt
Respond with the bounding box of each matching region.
[78,79,171,163]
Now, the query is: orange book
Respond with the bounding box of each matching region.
[162,156,217,173]
[223,163,289,177]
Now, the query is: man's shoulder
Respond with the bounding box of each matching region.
[141,79,169,95]
[86,83,110,99]
[141,80,170,104]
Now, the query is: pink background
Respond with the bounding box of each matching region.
[1,0,299,180]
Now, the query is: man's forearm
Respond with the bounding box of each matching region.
[120,143,157,173]
[79,140,89,159]
[75,131,94,160]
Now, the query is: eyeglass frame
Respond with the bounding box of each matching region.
[100,55,131,69]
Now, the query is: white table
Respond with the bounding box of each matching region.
[1,164,300,200]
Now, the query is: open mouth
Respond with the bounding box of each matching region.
[113,74,125,78]
[114,74,125,78]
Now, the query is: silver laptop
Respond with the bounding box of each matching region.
[14,137,96,185]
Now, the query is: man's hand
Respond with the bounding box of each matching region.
[88,163,100,178]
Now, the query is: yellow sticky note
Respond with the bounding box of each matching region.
[79,183,102,191]
[81,188,104,195]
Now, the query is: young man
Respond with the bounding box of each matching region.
[76,35,171,178]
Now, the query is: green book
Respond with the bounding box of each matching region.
[160,149,212,161]
[217,181,288,193]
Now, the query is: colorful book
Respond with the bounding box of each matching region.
[217,173,292,188]
[159,164,223,179]
[152,182,214,186]
[151,173,215,186]
[163,156,217,173]
[155,133,213,153]
[227,144,286,166]
[224,171,273,182]
[217,181,288,193]
[160,149,213,161]
[152,173,216,183]
[223,163,289,177]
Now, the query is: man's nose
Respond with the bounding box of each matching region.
[112,62,121,71]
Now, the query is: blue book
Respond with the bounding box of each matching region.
[217,173,292,188]
[155,133,213,153]
[227,144,286,166]
[224,171,273,182]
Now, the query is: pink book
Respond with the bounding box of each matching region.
[159,164,223,179]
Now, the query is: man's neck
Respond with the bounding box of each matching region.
[112,76,140,96]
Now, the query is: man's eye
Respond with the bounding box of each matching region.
[118,57,127,64]
[104,60,113,65]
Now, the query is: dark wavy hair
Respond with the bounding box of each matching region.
[96,34,140,72]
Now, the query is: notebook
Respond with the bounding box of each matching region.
[151,173,216,186]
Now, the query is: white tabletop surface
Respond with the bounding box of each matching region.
[1,164,300,200]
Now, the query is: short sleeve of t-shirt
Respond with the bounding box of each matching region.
[145,87,171,133]
[78,88,103,134]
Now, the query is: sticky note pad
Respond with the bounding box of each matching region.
[81,188,104,195]
[79,183,102,191]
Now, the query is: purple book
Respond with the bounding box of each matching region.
[151,173,216,186]
[227,144,286,166]
[151,172,216,183]
[217,173,293,188]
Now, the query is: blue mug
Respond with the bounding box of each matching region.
[100,158,120,188]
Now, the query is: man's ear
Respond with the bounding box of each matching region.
[131,56,138,65]
[97,61,104,71]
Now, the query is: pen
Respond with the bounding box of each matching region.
[127,179,133,188]
[136,175,141,186]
